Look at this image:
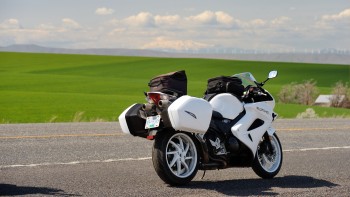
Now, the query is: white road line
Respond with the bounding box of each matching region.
[1,146,350,169]
[283,146,350,152]
[0,157,152,169]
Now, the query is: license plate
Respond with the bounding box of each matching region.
[145,115,161,129]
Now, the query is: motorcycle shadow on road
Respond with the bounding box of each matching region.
[0,184,80,197]
[184,175,338,196]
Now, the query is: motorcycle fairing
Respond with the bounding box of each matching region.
[231,102,275,156]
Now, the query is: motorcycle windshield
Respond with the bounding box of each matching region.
[232,72,257,87]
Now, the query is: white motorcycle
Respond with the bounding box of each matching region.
[119,70,282,185]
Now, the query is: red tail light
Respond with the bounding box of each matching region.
[147,93,162,105]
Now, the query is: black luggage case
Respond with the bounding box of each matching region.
[124,104,148,138]
[148,70,187,96]
[206,76,244,98]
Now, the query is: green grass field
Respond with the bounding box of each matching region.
[0,52,349,123]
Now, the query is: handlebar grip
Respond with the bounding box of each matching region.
[252,88,266,96]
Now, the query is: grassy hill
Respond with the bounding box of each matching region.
[0,52,349,123]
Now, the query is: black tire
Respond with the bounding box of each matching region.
[252,133,283,179]
[152,131,199,186]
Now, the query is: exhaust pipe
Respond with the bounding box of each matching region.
[158,100,171,108]
[142,103,156,111]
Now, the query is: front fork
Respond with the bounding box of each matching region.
[260,132,275,155]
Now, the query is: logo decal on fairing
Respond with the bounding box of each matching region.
[257,107,269,115]
[185,110,197,119]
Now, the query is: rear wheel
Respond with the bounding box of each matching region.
[152,131,198,185]
[252,133,283,179]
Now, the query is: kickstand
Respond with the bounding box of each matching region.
[201,170,206,180]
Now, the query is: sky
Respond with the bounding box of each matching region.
[1,0,350,52]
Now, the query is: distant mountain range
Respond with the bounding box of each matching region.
[1,44,349,65]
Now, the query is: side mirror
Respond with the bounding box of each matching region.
[257,70,278,87]
[268,70,278,79]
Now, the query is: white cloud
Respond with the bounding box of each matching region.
[1,9,348,51]
[0,17,96,48]
[123,12,155,27]
[316,8,350,29]
[110,13,180,27]
[105,18,119,26]
[108,28,126,36]
[215,11,234,25]
[37,23,57,30]
[187,10,217,24]
[0,12,296,51]
[0,26,57,46]
[322,8,350,21]
[154,15,180,26]
[62,18,81,30]
[271,16,291,25]
[95,7,114,15]
[186,10,237,26]
[0,18,21,29]
[250,19,267,27]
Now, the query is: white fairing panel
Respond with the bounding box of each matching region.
[265,90,276,108]
[118,104,136,134]
[231,102,274,155]
[168,95,212,134]
[209,93,243,119]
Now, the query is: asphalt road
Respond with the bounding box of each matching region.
[1,119,350,196]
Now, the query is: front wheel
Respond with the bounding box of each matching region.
[152,131,199,185]
[252,133,283,179]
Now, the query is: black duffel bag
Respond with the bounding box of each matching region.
[206,76,244,98]
[148,70,187,96]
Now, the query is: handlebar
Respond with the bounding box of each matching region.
[244,86,267,98]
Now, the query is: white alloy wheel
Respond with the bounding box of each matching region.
[152,131,199,185]
[252,133,283,179]
[165,133,198,178]
[257,134,282,173]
